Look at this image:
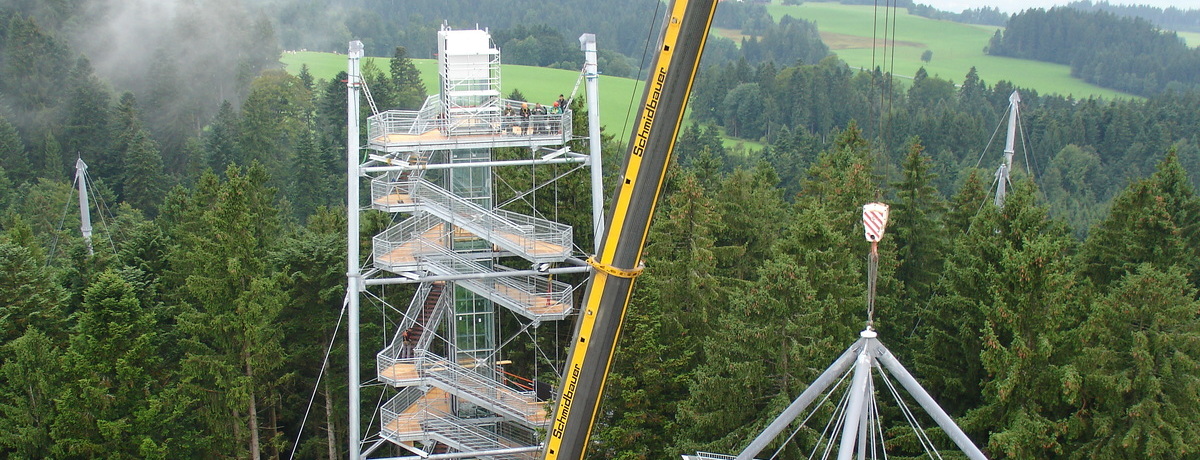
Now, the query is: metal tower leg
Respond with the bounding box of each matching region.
[836,348,872,460]
[736,338,865,460]
[874,342,988,460]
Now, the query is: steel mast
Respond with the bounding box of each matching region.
[994,90,1021,207]
[75,158,94,256]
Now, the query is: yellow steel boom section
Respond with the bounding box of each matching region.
[542,0,717,459]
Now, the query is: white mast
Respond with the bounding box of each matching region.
[580,33,606,253]
[994,90,1021,207]
[76,158,94,256]
[345,39,364,460]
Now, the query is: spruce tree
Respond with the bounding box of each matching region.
[0,328,63,458]
[167,164,286,459]
[891,136,948,301]
[956,183,1081,457]
[120,125,167,215]
[597,172,724,459]
[1067,265,1200,458]
[205,101,242,171]
[52,271,161,458]
[390,46,427,110]
[1080,150,1200,288]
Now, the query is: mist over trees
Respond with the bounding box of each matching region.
[2,0,1200,458]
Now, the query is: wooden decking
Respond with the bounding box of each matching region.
[377,224,448,265]
[383,388,451,435]
[374,192,414,207]
[380,362,419,382]
[493,231,567,257]
[495,285,571,317]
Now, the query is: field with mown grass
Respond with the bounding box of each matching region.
[766,2,1136,100]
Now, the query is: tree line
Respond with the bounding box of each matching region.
[1066,0,1200,33]
[987,7,1200,97]
[686,54,1200,237]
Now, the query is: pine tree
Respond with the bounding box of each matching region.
[0,328,63,458]
[891,136,948,301]
[205,101,242,171]
[390,46,427,110]
[52,271,161,458]
[1066,265,1200,458]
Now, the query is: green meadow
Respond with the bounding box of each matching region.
[280,51,646,142]
[764,2,1136,100]
[1179,31,1200,47]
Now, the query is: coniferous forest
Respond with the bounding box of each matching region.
[1,0,1200,459]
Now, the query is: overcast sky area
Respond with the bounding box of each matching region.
[920,0,1200,14]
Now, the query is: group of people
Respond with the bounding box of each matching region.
[500,94,569,135]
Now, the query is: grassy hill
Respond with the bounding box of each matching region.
[280,51,646,142]
[764,2,1136,100]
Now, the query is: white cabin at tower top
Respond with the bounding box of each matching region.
[367,26,571,154]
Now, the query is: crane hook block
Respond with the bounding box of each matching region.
[862,202,890,242]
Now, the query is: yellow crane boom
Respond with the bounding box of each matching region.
[542,0,718,458]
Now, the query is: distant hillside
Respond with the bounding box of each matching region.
[765,2,1133,100]
[989,7,1200,96]
[1067,0,1200,33]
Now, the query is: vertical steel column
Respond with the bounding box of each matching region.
[542,1,718,458]
[579,33,605,254]
[346,39,364,460]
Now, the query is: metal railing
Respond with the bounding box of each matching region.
[372,213,449,272]
[381,390,540,459]
[377,352,549,426]
[424,356,548,425]
[421,251,575,321]
[374,180,572,263]
[366,97,572,147]
[377,283,452,384]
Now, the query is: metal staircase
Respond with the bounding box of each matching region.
[371,179,572,263]
[382,388,540,459]
[377,355,548,426]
